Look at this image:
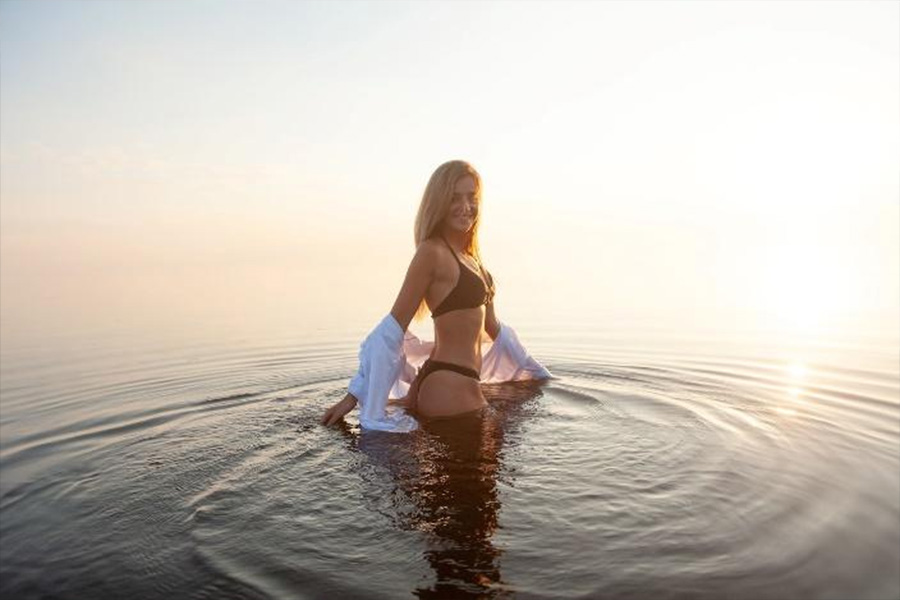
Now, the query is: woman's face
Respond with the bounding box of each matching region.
[444,175,478,233]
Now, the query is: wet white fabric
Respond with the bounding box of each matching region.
[347,313,553,433]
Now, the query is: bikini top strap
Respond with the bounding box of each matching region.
[440,235,488,281]
[439,235,462,264]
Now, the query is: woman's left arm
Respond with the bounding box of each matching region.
[484,301,501,341]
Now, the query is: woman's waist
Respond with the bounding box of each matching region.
[433,316,484,346]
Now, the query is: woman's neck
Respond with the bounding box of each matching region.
[440,227,470,254]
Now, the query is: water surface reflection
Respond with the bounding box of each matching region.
[349,381,546,599]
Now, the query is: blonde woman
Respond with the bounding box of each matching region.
[322,160,550,428]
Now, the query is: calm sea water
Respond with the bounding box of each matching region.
[1,311,898,599]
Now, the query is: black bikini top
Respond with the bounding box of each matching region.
[431,235,496,319]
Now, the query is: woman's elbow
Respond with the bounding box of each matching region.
[390,306,415,333]
[485,319,501,341]
[485,303,501,340]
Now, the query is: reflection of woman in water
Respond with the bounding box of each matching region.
[410,399,507,598]
[322,160,504,425]
[350,382,545,598]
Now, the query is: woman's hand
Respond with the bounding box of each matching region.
[321,393,358,426]
[387,394,413,409]
[388,378,419,412]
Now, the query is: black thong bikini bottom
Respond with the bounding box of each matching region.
[407,358,481,418]
[414,358,480,388]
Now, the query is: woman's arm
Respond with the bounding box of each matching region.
[389,241,438,333]
[484,300,501,341]
[321,242,437,426]
[321,392,358,426]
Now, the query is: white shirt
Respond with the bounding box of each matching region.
[347,313,554,432]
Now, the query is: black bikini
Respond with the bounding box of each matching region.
[430,235,495,319]
[409,235,497,408]
[414,358,480,388]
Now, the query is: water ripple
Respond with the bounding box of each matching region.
[1,330,897,599]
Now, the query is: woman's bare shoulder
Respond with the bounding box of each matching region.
[417,237,442,252]
[403,238,443,276]
[415,238,449,262]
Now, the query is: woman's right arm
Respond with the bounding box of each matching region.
[321,392,359,426]
[321,242,437,426]
[389,240,438,333]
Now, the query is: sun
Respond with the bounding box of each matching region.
[754,241,862,334]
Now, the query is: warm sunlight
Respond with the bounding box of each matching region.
[779,361,809,417]
[1,3,897,599]
[2,1,896,342]
[753,242,864,333]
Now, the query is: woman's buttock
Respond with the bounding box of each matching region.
[416,370,486,419]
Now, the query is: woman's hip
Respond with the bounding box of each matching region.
[411,359,485,418]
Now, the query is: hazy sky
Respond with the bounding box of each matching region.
[1,0,898,339]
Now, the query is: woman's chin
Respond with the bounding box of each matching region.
[442,218,474,234]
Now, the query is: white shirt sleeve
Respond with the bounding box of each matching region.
[480,321,554,383]
[348,313,419,433]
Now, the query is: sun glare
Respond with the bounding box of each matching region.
[752,242,863,334]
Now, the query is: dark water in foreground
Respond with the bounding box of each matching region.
[1,316,898,599]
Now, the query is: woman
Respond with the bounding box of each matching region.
[321,160,541,427]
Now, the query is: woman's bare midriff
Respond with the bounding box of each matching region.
[416,307,487,418]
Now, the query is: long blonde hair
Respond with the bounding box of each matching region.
[411,160,485,322]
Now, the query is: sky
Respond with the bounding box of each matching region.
[1,0,898,341]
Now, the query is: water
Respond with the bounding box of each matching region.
[1,312,898,599]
